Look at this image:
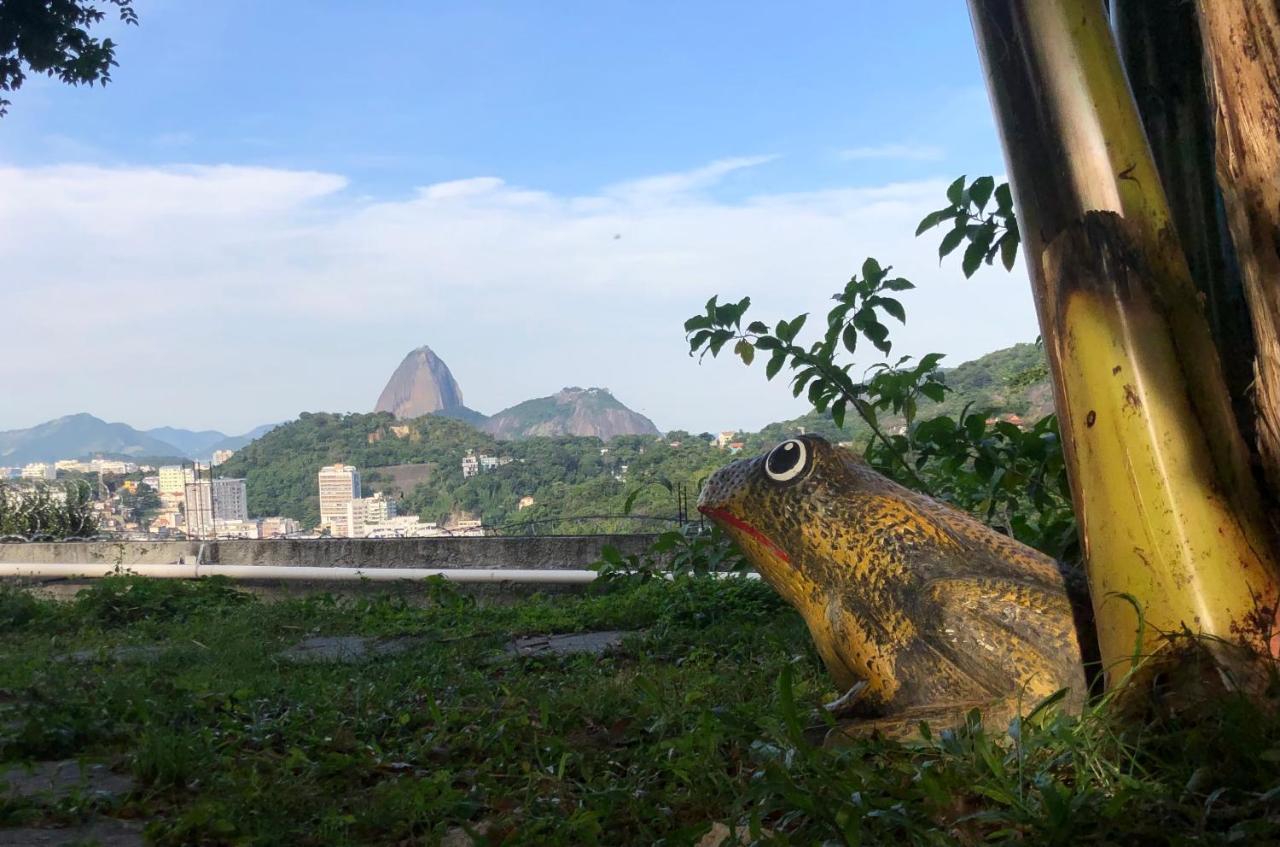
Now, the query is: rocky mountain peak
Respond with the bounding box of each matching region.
[374,346,467,420]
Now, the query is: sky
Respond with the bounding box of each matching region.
[0,0,1040,436]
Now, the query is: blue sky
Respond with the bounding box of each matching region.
[0,1,1038,434]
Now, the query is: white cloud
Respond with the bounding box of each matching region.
[838,143,945,162]
[0,157,1038,434]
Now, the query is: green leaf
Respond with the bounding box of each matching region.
[684,315,710,332]
[831,399,846,429]
[765,351,786,380]
[861,257,884,283]
[969,176,995,212]
[734,339,755,365]
[915,208,953,236]
[920,382,947,403]
[882,277,915,291]
[865,321,891,354]
[994,181,1014,213]
[938,226,965,259]
[778,313,807,343]
[746,321,769,335]
[999,231,1020,271]
[962,238,987,278]
[839,323,857,355]
[877,297,906,324]
[946,175,966,205]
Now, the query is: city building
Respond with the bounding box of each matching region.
[260,516,302,538]
[90,459,137,475]
[183,478,248,538]
[211,449,235,466]
[213,519,262,539]
[518,495,536,510]
[715,431,739,449]
[364,516,441,538]
[158,465,196,495]
[55,459,91,472]
[318,464,361,533]
[21,463,57,480]
[341,492,397,538]
[449,519,486,537]
[462,452,512,478]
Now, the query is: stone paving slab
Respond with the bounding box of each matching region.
[0,818,145,846]
[1,760,134,801]
[506,630,635,658]
[279,635,424,664]
[61,646,168,664]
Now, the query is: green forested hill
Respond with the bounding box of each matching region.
[217,343,1051,531]
[741,342,1051,452]
[217,412,725,532]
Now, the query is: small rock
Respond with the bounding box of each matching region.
[440,821,490,847]
[0,818,145,846]
[697,822,771,846]
[279,636,423,664]
[1,760,134,802]
[506,630,634,658]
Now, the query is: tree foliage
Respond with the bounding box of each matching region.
[0,0,137,116]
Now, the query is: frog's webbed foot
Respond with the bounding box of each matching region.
[822,680,870,718]
[824,697,1013,745]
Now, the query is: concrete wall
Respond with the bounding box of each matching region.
[0,534,659,569]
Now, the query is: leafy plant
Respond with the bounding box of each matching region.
[0,479,99,541]
[916,174,1021,278]
[683,178,1078,559]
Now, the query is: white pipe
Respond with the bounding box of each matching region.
[0,563,759,583]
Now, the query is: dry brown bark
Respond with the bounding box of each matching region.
[1196,0,1280,499]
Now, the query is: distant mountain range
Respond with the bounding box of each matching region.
[372,346,659,441]
[5,342,1049,467]
[0,414,278,465]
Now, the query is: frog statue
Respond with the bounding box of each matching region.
[698,434,1090,739]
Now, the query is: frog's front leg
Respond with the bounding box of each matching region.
[823,679,869,718]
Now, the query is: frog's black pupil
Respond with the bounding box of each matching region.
[768,442,801,476]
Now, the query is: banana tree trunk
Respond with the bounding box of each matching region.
[967,0,1280,688]
[1110,0,1258,453]
[1195,1,1280,506]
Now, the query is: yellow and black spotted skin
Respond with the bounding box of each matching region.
[698,435,1087,734]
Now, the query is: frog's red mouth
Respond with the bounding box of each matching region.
[697,506,790,564]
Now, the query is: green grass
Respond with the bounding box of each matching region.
[1,577,1278,845]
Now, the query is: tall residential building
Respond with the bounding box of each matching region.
[183,478,249,538]
[158,465,196,495]
[211,449,235,466]
[318,464,360,533]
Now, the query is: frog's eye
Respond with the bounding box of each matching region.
[765,438,810,483]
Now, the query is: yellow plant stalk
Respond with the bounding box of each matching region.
[968,0,1280,685]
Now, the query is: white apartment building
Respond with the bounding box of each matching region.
[318,464,360,533]
[21,463,57,480]
[342,492,397,538]
[90,459,137,475]
[211,449,235,466]
[462,452,512,478]
[158,465,196,495]
[364,516,441,538]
